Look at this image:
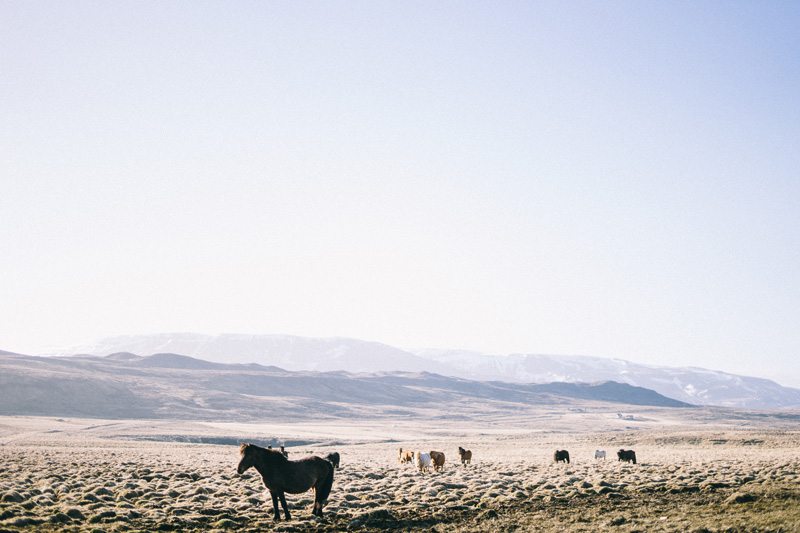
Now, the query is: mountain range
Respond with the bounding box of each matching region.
[0,350,688,420]
[54,333,800,409]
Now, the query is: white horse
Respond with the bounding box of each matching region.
[595,449,606,460]
[414,451,432,473]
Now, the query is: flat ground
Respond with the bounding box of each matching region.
[0,409,798,532]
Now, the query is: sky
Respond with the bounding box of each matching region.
[1,1,799,386]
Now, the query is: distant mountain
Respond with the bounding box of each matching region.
[63,333,453,374]
[524,381,688,408]
[0,351,688,420]
[105,352,142,361]
[55,333,800,409]
[134,353,230,370]
[418,350,800,409]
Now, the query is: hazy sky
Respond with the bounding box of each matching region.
[2,1,799,386]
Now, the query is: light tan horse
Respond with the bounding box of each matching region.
[398,448,414,464]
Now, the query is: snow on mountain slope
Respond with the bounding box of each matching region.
[61,333,453,375]
[56,333,800,409]
[417,349,800,409]
[0,351,692,420]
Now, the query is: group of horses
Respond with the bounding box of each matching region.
[554,448,637,464]
[236,443,636,521]
[397,446,473,472]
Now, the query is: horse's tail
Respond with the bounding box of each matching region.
[315,460,335,511]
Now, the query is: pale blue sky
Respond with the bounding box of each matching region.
[1,1,799,385]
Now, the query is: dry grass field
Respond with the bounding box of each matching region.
[0,410,799,532]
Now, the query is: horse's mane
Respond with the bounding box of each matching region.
[239,443,288,461]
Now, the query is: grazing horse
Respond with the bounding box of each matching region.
[325,452,340,469]
[429,451,446,471]
[554,450,570,464]
[595,450,606,460]
[617,449,637,464]
[237,443,334,521]
[414,451,432,473]
[398,448,414,464]
[458,446,472,466]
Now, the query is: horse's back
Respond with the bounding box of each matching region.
[281,456,333,494]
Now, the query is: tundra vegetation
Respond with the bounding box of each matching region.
[0,410,798,532]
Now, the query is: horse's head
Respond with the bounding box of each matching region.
[237,443,255,474]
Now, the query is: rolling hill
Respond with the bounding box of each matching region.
[0,351,688,420]
[56,333,800,409]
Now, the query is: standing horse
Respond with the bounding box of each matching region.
[595,450,606,460]
[617,449,637,464]
[237,443,334,521]
[554,450,570,463]
[398,448,414,464]
[458,446,472,466]
[325,452,340,469]
[430,450,446,471]
[414,451,432,473]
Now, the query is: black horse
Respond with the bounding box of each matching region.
[237,443,334,521]
[617,449,637,464]
[554,449,570,463]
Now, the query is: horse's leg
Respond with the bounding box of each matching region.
[312,489,320,517]
[278,492,291,520]
[270,491,280,521]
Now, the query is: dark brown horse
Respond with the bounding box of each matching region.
[617,449,637,464]
[237,443,334,521]
[554,449,570,463]
[458,446,472,466]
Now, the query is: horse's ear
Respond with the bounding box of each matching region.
[239,443,250,454]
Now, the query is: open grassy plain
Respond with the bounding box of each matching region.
[0,409,798,532]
